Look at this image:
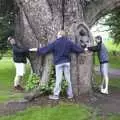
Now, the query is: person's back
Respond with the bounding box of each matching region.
[52,36,84,65]
[12,44,28,63]
[98,43,109,64]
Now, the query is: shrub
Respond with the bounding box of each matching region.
[25,65,68,96]
[25,73,40,91]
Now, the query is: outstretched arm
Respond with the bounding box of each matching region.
[29,42,54,55]
[88,43,101,52]
[71,41,85,53]
[37,43,54,55]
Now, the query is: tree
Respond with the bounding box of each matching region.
[104,8,120,44]
[12,0,120,100]
[0,0,15,58]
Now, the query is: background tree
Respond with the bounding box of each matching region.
[0,0,15,58]
[104,8,120,44]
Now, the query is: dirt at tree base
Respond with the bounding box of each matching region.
[0,89,120,117]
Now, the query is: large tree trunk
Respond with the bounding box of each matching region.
[14,0,120,100]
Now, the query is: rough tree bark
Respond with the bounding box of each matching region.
[14,0,120,100]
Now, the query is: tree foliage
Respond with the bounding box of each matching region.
[0,0,15,58]
[105,8,120,44]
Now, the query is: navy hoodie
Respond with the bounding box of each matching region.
[37,37,84,65]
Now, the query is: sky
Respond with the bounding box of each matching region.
[91,16,111,41]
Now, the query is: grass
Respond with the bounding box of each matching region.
[0,57,30,103]
[104,40,120,52]
[94,55,120,69]
[0,57,120,119]
[93,74,120,90]
[0,103,94,120]
[94,40,120,69]
[0,102,120,120]
[107,115,120,120]
[104,40,120,69]
[108,55,120,69]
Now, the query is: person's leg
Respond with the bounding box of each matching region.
[63,63,73,98]
[101,63,109,94]
[49,64,63,99]
[14,75,22,87]
[103,63,109,93]
[14,63,20,87]
[100,64,104,90]
[14,63,25,90]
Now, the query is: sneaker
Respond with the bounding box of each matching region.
[49,95,59,100]
[67,95,73,99]
[101,89,108,94]
[14,85,24,91]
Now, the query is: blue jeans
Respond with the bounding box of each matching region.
[53,62,73,97]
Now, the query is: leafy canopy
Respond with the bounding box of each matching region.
[105,8,120,44]
[0,0,15,58]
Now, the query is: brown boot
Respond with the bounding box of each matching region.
[14,85,24,91]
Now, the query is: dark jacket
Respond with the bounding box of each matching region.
[37,37,84,65]
[88,42,109,64]
[12,44,29,63]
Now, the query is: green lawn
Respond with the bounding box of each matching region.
[94,74,120,91]
[109,55,120,69]
[94,55,120,69]
[0,57,30,102]
[94,40,120,69]
[0,57,120,120]
[0,103,94,120]
[104,40,120,69]
[0,103,120,120]
[104,40,120,52]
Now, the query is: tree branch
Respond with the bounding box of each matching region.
[46,0,53,16]
[85,0,120,27]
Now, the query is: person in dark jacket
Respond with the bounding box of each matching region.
[88,35,109,94]
[29,30,87,100]
[8,36,29,91]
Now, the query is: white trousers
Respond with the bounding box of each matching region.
[53,62,73,97]
[100,63,109,90]
[14,63,25,86]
